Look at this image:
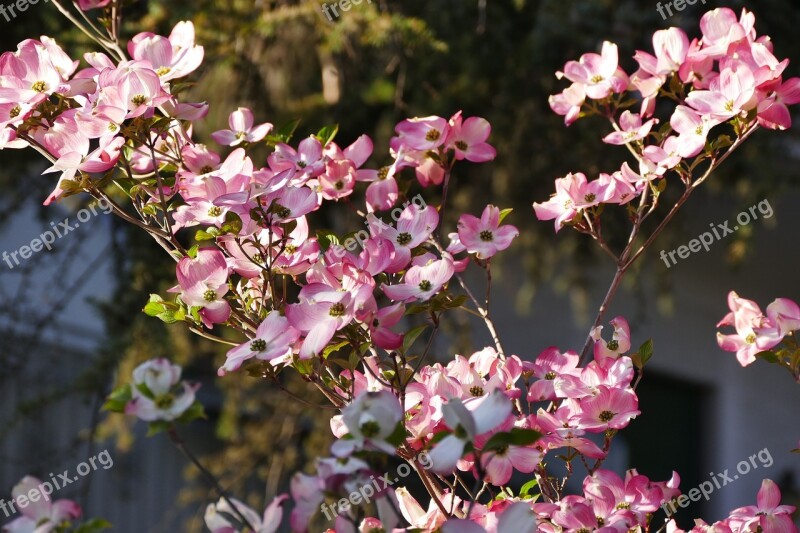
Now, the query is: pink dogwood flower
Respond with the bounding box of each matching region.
[128,21,204,82]
[393,116,449,151]
[456,205,519,260]
[219,313,300,375]
[428,391,513,474]
[285,284,355,359]
[603,111,657,145]
[670,105,720,157]
[3,476,81,533]
[125,358,199,422]
[211,107,273,146]
[382,254,455,302]
[549,82,586,126]
[559,41,629,100]
[445,112,496,162]
[205,495,288,533]
[332,390,403,456]
[591,316,631,361]
[175,248,231,327]
[728,479,796,533]
[533,172,605,232]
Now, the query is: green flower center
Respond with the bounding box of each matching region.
[599,410,615,422]
[455,140,468,151]
[131,94,147,106]
[9,105,20,118]
[203,289,217,302]
[584,193,596,202]
[418,280,432,292]
[251,339,267,352]
[200,165,214,174]
[469,385,484,397]
[396,232,412,246]
[745,333,757,344]
[607,339,619,351]
[274,203,291,218]
[31,80,47,93]
[329,303,346,317]
[156,66,172,77]
[590,75,604,83]
[425,129,441,142]
[207,206,223,217]
[360,420,381,438]
[479,230,494,242]
[377,166,390,180]
[155,394,175,409]
[544,371,557,380]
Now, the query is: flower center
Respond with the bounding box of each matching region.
[599,410,615,422]
[377,166,390,180]
[200,165,214,174]
[695,125,704,135]
[455,140,468,151]
[418,280,432,292]
[250,339,267,352]
[31,80,47,93]
[544,371,557,380]
[360,420,381,438]
[329,302,346,317]
[469,385,484,397]
[9,105,20,118]
[131,94,147,106]
[396,232,412,246]
[155,394,175,409]
[156,66,172,77]
[297,161,307,168]
[616,502,631,510]
[725,100,735,112]
[584,193,596,202]
[207,206,223,217]
[745,333,757,344]
[235,131,247,140]
[607,339,619,351]
[590,75,604,83]
[274,203,291,218]
[479,230,494,242]
[335,180,344,190]
[203,289,217,302]
[425,129,441,142]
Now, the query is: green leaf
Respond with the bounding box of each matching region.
[519,478,539,498]
[385,421,407,447]
[195,228,220,242]
[186,245,199,259]
[483,428,541,452]
[267,119,300,144]
[102,385,132,413]
[498,208,513,224]
[293,356,315,376]
[315,124,339,146]
[322,340,350,359]
[146,420,172,437]
[402,325,429,354]
[316,230,341,252]
[176,401,206,424]
[221,211,243,235]
[755,350,780,364]
[74,518,113,533]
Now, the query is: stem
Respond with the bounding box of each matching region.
[167,427,256,531]
[578,125,760,364]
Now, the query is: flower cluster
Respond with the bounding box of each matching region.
[3,4,798,533]
[537,7,800,233]
[717,291,800,380]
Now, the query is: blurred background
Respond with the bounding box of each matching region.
[0,0,798,530]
